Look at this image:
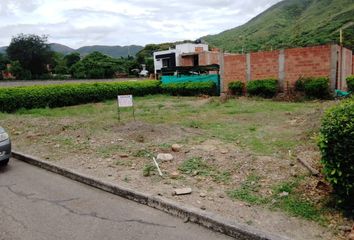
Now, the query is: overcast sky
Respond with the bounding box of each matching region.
[0,0,282,48]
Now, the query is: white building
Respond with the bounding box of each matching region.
[153,43,209,75]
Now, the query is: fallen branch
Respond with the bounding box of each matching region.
[153,157,163,176]
[297,157,320,176]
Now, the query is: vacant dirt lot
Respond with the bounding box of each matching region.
[0,95,351,240]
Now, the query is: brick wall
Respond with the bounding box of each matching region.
[198,52,220,66]
[223,54,246,91]
[180,56,194,66]
[250,51,279,80]
[284,45,331,86]
[177,44,352,92]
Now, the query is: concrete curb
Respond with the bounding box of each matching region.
[12,151,290,240]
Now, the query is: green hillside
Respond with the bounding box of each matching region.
[76,45,143,58]
[203,0,354,53]
[49,43,143,58]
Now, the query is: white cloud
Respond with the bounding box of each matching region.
[0,0,282,48]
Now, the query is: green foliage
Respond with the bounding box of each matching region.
[70,51,119,79]
[246,79,278,98]
[64,52,81,68]
[161,82,217,96]
[179,157,231,184]
[297,77,331,99]
[346,75,354,92]
[227,175,268,205]
[143,163,156,177]
[203,0,354,52]
[6,34,52,77]
[0,80,161,112]
[228,81,244,95]
[318,99,354,208]
[9,60,31,80]
[179,157,213,176]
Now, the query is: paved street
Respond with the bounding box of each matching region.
[0,159,233,240]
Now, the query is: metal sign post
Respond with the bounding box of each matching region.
[117,95,135,121]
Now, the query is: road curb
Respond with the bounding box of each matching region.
[12,151,290,240]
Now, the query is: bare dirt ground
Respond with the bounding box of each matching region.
[1,96,352,240]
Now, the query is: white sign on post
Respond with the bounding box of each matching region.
[117,95,135,121]
[118,95,133,107]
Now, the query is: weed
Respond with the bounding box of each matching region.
[227,175,268,205]
[188,120,202,129]
[134,149,153,158]
[123,176,130,182]
[97,145,125,158]
[115,159,132,167]
[179,158,213,176]
[213,171,232,184]
[143,163,156,177]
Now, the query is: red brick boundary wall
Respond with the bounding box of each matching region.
[193,44,353,92]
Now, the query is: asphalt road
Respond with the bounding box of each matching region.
[0,159,233,240]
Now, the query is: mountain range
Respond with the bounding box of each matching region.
[0,43,144,58]
[203,0,354,53]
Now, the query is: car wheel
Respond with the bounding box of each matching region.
[0,158,9,167]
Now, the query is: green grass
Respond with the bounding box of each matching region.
[227,175,269,205]
[228,177,325,222]
[133,149,153,158]
[179,158,213,176]
[3,95,325,158]
[179,158,232,184]
[143,163,156,177]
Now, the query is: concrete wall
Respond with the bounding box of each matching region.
[341,47,353,90]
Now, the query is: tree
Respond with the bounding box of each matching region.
[6,34,52,78]
[70,52,121,79]
[0,53,9,80]
[9,60,31,80]
[64,52,81,68]
[51,52,68,74]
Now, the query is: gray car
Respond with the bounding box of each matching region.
[0,127,11,166]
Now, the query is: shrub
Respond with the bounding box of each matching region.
[246,79,278,98]
[295,77,331,99]
[0,80,161,112]
[294,77,305,92]
[347,76,354,92]
[228,81,244,96]
[161,81,217,96]
[318,98,354,208]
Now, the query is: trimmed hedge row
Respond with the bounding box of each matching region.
[347,75,354,92]
[228,81,244,96]
[246,79,278,98]
[0,80,218,112]
[161,82,217,96]
[318,98,354,208]
[295,77,331,99]
[0,81,161,112]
